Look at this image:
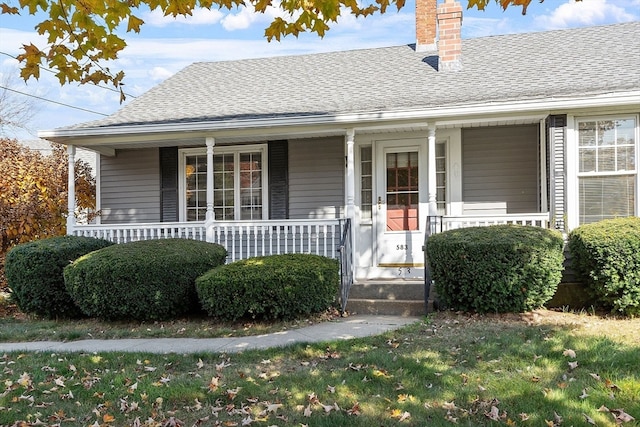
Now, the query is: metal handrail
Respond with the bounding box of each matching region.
[337,218,353,313]
[422,215,443,313]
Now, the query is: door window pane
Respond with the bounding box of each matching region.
[386,151,419,231]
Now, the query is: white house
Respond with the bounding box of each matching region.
[40,0,640,311]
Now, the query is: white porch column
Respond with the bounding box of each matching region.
[205,137,215,242]
[427,125,438,216]
[346,129,356,222]
[66,145,76,234]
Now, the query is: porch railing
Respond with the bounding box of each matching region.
[337,218,353,313]
[206,219,343,262]
[72,222,206,243]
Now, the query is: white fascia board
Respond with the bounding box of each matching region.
[38,91,640,141]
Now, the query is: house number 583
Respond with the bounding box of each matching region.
[396,244,408,251]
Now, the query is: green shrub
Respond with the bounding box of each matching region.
[568,217,640,315]
[196,254,339,321]
[426,225,564,313]
[5,236,114,318]
[64,239,227,321]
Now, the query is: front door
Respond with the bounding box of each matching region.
[374,139,425,279]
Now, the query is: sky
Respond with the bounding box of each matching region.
[0,0,638,141]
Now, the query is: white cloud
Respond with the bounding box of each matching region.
[533,0,637,30]
[148,66,174,81]
[142,8,225,27]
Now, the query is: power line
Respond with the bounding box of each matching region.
[0,85,109,116]
[0,51,137,99]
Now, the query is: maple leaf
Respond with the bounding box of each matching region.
[327,385,336,393]
[568,361,578,370]
[265,402,282,414]
[605,379,621,391]
[485,406,500,421]
[303,404,312,417]
[208,376,220,392]
[611,409,635,423]
[17,372,32,388]
[347,402,361,416]
[442,401,457,411]
[579,389,589,399]
[226,387,241,400]
[583,413,597,425]
[563,349,577,358]
[519,413,530,421]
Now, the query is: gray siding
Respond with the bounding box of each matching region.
[288,137,345,219]
[462,125,540,214]
[100,148,161,223]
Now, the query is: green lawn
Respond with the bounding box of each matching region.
[1,311,638,426]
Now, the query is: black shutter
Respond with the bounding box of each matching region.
[268,140,289,219]
[547,115,567,231]
[159,147,179,222]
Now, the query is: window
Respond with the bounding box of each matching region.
[181,145,267,221]
[360,146,373,221]
[577,117,637,224]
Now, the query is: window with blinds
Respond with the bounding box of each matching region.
[578,117,637,224]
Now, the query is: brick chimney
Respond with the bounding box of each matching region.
[437,0,463,71]
[415,0,437,52]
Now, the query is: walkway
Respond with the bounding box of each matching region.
[0,315,419,354]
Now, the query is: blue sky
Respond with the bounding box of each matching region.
[1,0,638,141]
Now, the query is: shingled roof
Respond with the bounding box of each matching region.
[64,21,640,130]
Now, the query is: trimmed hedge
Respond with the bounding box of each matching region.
[568,217,640,315]
[5,236,114,318]
[64,239,227,321]
[426,225,564,313]
[196,254,339,321]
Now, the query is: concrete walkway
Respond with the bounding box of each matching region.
[0,315,420,354]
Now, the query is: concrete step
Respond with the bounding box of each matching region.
[348,281,425,300]
[345,280,429,317]
[346,298,426,317]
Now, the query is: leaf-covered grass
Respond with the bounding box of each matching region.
[1,311,638,426]
[0,310,341,343]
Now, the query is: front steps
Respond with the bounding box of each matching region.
[345,280,429,317]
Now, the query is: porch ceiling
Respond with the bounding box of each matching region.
[62,115,546,155]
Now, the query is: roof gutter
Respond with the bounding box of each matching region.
[39,91,640,141]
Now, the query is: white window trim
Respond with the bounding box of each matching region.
[569,114,639,228]
[178,144,269,222]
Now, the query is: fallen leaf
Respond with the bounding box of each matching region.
[303,404,312,417]
[554,411,563,425]
[563,349,577,358]
[568,361,579,370]
[442,401,457,411]
[590,373,602,381]
[196,359,204,369]
[485,406,500,421]
[579,389,589,399]
[347,402,360,416]
[605,379,620,391]
[583,413,596,425]
[519,413,530,421]
[611,409,635,423]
